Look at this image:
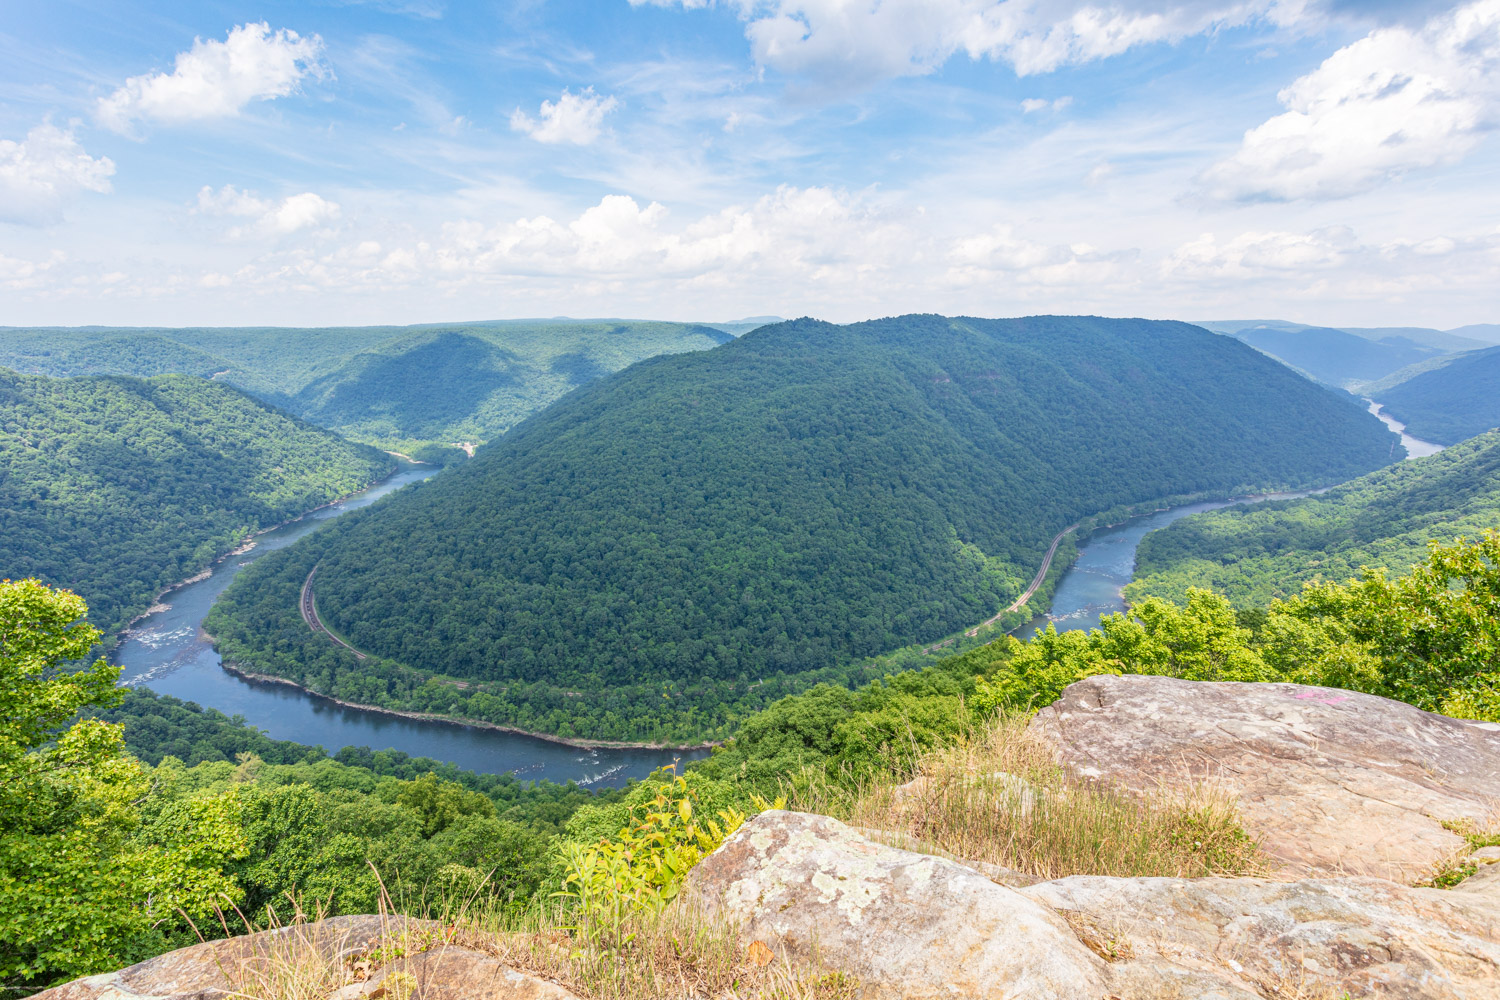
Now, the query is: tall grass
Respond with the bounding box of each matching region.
[790,714,1265,881]
[201,876,856,1000]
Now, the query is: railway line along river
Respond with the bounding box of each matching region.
[116,461,706,787]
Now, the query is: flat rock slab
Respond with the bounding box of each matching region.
[1029,674,1500,882]
[685,810,1113,1000]
[1026,873,1500,1000]
[32,916,578,1000]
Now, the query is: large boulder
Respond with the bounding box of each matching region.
[31,915,578,1000]
[683,810,1112,1000]
[1028,674,1500,882]
[689,810,1500,1000]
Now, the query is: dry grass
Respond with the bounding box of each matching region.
[201,890,856,1000]
[790,714,1266,881]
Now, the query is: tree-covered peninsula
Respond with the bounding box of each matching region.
[1129,429,1500,608]
[0,369,394,633]
[204,315,1397,741]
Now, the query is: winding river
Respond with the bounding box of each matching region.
[1017,407,1444,639]
[117,462,705,787]
[118,405,1443,778]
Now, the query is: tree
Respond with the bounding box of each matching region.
[0,580,244,993]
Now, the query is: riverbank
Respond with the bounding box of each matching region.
[115,462,406,643]
[215,660,722,753]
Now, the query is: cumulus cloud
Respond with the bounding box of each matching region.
[196,184,341,236]
[510,88,619,145]
[0,123,115,225]
[1200,0,1500,201]
[1162,226,1358,278]
[633,1,1312,88]
[97,22,326,134]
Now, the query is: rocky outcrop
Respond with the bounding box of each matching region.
[1027,873,1500,1000]
[690,810,1500,1000]
[1029,673,1500,882]
[31,915,578,1000]
[683,810,1112,999]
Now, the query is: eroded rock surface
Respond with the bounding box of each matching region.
[1029,674,1500,881]
[32,915,578,1000]
[1026,873,1500,1000]
[684,810,1112,1000]
[692,810,1500,1000]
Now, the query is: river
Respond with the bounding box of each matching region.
[117,462,705,787]
[1017,407,1445,639]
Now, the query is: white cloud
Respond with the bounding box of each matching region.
[1163,226,1357,278]
[1200,0,1500,201]
[1021,95,1073,112]
[97,22,326,134]
[195,184,341,236]
[510,88,619,145]
[0,124,115,225]
[635,1,1312,88]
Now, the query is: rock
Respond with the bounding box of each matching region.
[32,915,579,1000]
[1029,674,1500,882]
[1025,873,1500,1000]
[685,810,1113,1000]
[327,945,578,1000]
[690,809,1500,1000]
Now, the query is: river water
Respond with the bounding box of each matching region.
[117,462,704,787]
[1017,407,1445,639]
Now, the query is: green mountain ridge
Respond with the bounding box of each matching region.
[1128,429,1500,607]
[204,313,1397,741]
[0,321,736,455]
[0,369,394,632]
[1373,345,1500,446]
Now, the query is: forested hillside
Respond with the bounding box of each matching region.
[0,369,393,632]
[1129,430,1500,607]
[0,321,732,457]
[1373,345,1500,445]
[205,315,1396,741]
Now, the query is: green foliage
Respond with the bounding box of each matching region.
[0,321,731,454]
[555,772,778,950]
[0,581,244,993]
[984,532,1500,721]
[1376,344,1500,445]
[1130,430,1500,608]
[210,315,1394,740]
[0,369,393,632]
[974,590,1277,713]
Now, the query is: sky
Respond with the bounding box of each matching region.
[1,0,1497,329]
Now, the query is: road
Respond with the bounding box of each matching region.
[300,564,367,660]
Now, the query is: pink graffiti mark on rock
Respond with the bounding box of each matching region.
[1294,691,1351,705]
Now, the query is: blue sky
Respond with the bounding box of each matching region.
[1,0,1496,327]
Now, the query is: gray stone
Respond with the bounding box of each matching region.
[1025,873,1500,999]
[31,916,578,1000]
[1028,673,1500,882]
[685,810,1112,1000]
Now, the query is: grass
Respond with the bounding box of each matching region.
[1419,814,1500,889]
[200,886,857,1000]
[789,713,1266,881]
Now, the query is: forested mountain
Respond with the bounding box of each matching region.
[205,315,1396,741]
[0,320,732,457]
[1371,345,1500,445]
[1129,430,1500,607]
[0,369,393,632]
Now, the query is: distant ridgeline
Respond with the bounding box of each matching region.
[1370,345,1500,446]
[0,320,738,458]
[0,369,393,633]
[1129,429,1500,608]
[205,315,1397,742]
